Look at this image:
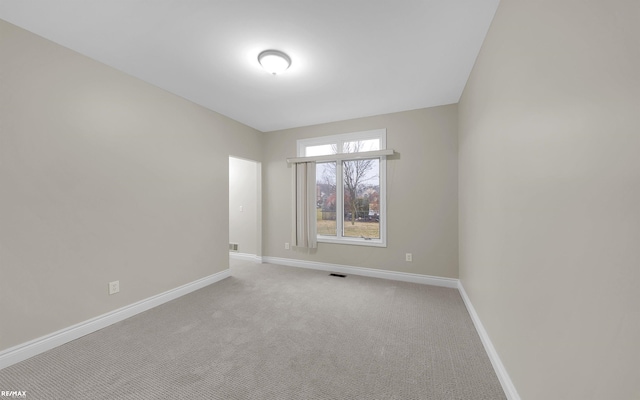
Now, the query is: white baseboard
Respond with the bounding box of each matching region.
[261,256,459,288]
[229,252,262,263]
[458,282,521,400]
[2,258,519,400]
[0,269,230,370]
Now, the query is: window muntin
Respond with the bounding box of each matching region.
[298,129,386,247]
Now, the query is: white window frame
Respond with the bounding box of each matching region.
[296,129,387,247]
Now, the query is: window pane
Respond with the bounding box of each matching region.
[342,159,380,239]
[316,162,337,236]
[305,144,337,157]
[343,139,380,153]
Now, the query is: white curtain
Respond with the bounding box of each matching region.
[291,161,317,248]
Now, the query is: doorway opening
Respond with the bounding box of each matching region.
[229,156,261,262]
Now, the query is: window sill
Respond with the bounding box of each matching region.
[317,236,387,248]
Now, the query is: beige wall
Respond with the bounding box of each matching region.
[458,1,640,399]
[263,105,458,278]
[229,157,260,256]
[0,20,263,351]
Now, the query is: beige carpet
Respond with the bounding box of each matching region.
[0,260,506,399]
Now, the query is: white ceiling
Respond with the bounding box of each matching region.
[0,1,499,132]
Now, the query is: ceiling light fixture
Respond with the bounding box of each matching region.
[258,50,291,75]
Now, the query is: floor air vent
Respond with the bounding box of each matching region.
[229,243,239,252]
[329,273,347,278]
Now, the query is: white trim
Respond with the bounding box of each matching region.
[458,282,521,400]
[229,252,263,263]
[295,129,388,248]
[0,269,230,370]
[261,256,458,288]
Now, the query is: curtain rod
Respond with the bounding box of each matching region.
[286,149,394,164]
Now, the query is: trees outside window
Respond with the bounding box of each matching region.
[298,130,386,247]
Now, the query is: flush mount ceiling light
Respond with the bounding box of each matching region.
[258,50,291,75]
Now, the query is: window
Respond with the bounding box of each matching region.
[297,129,387,247]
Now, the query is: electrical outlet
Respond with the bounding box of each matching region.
[239,205,244,212]
[285,242,290,250]
[108,280,120,295]
[405,253,413,262]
